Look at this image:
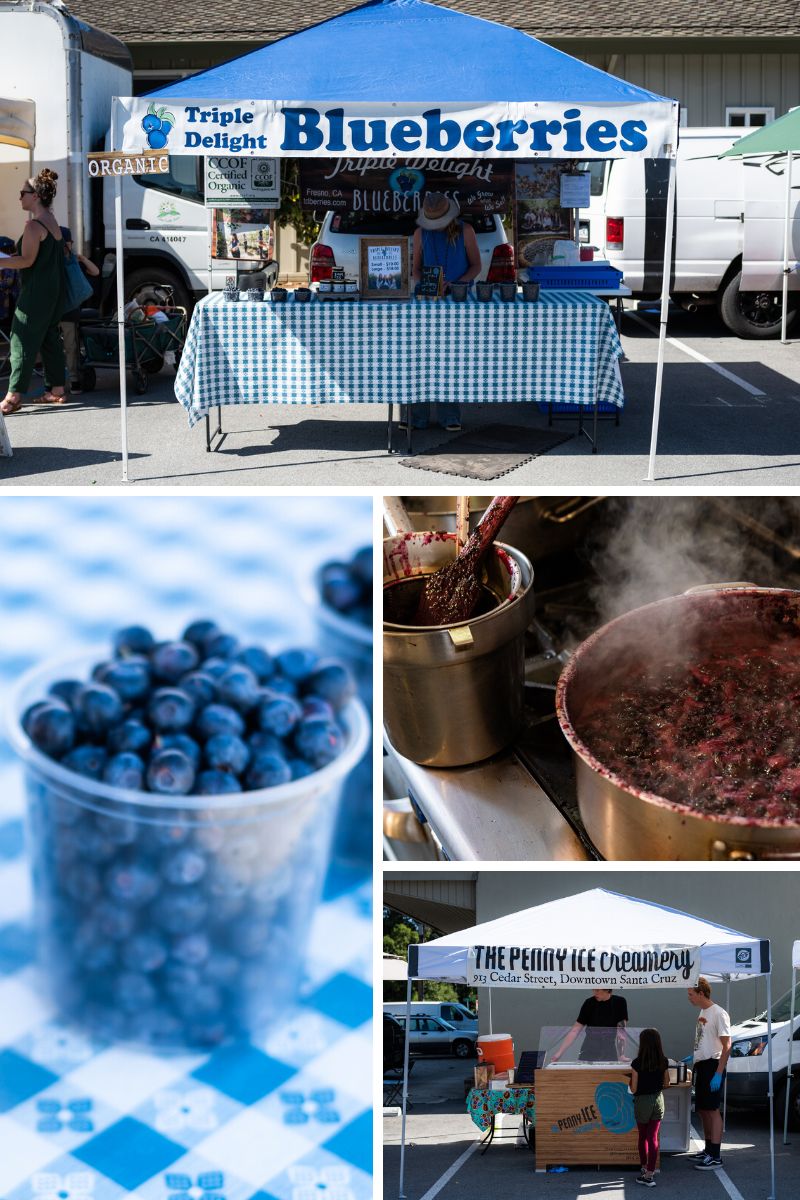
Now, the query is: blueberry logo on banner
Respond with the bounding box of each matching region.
[594,1082,636,1134]
[736,948,752,967]
[141,103,175,150]
[389,166,425,195]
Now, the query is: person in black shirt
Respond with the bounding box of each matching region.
[550,989,629,1063]
[631,1028,670,1187]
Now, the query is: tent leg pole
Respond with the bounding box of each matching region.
[782,151,793,345]
[645,152,676,482]
[488,987,493,1036]
[115,168,128,482]
[784,967,796,1144]
[723,980,730,1133]
[399,977,412,1200]
[767,972,776,1200]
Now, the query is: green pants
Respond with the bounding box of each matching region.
[9,302,65,393]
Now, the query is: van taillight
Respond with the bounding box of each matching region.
[487,242,516,283]
[310,243,334,282]
[606,217,624,247]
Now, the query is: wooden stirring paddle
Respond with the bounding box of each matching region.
[415,496,519,626]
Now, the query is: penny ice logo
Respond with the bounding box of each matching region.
[550,1082,635,1136]
[142,104,175,150]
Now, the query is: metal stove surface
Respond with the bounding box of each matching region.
[383,497,800,861]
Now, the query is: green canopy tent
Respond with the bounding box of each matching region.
[722,110,800,343]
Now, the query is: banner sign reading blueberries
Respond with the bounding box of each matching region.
[466,944,701,988]
[297,158,513,214]
[115,99,677,160]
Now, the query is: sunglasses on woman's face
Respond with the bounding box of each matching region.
[19,188,34,198]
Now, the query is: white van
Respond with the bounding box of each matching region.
[725,980,800,1127]
[582,127,799,339]
[383,1001,478,1034]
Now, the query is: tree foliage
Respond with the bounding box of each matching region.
[383,907,477,1006]
[276,160,319,247]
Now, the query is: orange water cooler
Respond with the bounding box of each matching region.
[476,1033,515,1074]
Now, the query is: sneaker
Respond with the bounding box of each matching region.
[694,1156,722,1171]
[636,1175,656,1188]
[689,1150,708,1162]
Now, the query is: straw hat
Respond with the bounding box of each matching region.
[417,192,460,230]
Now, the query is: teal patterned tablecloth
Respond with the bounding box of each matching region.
[466,1086,536,1132]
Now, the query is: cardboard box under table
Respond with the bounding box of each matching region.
[534,1064,691,1170]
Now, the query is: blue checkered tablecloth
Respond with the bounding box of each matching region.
[0,497,373,1200]
[174,292,624,427]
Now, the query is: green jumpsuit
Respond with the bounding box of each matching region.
[9,219,66,393]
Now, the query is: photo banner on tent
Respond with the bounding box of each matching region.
[298,157,513,213]
[465,944,701,988]
[115,98,678,160]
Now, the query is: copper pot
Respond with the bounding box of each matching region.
[556,585,800,861]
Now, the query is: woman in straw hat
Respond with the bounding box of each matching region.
[399,191,481,432]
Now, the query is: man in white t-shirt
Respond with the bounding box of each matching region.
[687,977,732,1171]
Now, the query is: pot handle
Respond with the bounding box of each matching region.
[448,625,475,649]
[383,496,414,536]
[538,496,606,524]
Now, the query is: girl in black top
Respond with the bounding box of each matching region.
[631,1028,670,1188]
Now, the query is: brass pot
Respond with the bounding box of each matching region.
[556,586,800,861]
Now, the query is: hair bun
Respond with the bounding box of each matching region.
[40,168,58,182]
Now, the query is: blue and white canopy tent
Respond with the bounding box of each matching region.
[108,0,679,480]
[399,888,777,1200]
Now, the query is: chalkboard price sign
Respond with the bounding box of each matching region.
[419,265,444,298]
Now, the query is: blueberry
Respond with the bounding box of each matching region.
[94,656,151,703]
[93,813,139,846]
[229,919,270,957]
[247,730,283,756]
[161,847,207,886]
[351,545,372,586]
[62,744,108,779]
[302,696,335,722]
[200,656,229,680]
[113,624,155,658]
[268,675,298,697]
[217,663,260,712]
[203,632,240,660]
[246,751,292,789]
[107,718,152,757]
[152,888,208,934]
[196,769,242,795]
[288,757,315,781]
[171,932,210,965]
[174,984,223,1021]
[103,752,145,790]
[48,679,83,709]
[183,619,220,648]
[63,861,101,903]
[141,114,161,134]
[157,733,201,768]
[122,933,168,973]
[94,899,138,940]
[320,563,362,612]
[303,660,355,709]
[114,971,157,1013]
[80,829,118,864]
[204,951,240,985]
[22,698,76,758]
[205,733,250,776]
[294,717,345,767]
[75,683,124,735]
[234,645,274,681]
[163,962,201,997]
[147,130,168,150]
[258,690,302,737]
[148,687,195,732]
[276,648,319,682]
[196,703,245,740]
[179,671,218,708]
[105,862,159,906]
[74,923,117,971]
[151,641,200,683]
[147,748,196,795]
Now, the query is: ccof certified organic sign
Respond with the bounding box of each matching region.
[86,150,170,177]
[204,156,280,207]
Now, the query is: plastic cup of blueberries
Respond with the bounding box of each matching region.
[8,648,369,1051]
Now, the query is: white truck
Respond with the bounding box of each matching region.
[581,127,799,339]
[0,1,274,312]
[725,981,800,1128]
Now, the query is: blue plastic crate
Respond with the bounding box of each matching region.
[527,264,624,289]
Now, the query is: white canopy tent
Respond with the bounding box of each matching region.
[783,939,800,1143]
[105,0,679,482]
[398,888,776,1200]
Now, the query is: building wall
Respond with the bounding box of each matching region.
[473,872,799,1062]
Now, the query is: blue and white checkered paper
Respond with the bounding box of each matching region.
[0,497,373,1200]
[174,291,624,426]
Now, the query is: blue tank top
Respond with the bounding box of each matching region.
[421,225,469,283]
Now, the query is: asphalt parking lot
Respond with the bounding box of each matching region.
[384,1058,798,1200]
[1,304,799,486]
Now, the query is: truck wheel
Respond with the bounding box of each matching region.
[719,270,797,339]
[453,1040,472,1059]
[125,266,192,315]
[777,1080,800,1130]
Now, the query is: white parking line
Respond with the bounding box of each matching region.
[416,1140,480,1200]
[690,1123,747,1200]
[628,312,767,397]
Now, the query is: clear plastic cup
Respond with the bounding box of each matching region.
[7,652,369,1050]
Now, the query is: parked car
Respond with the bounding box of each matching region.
[384,1001,478,1034]
[384,1012,409,1073]
[580,127,799,338]
[726,980,800,1128]
[393,1013,476,1059]
[309,210,515,285]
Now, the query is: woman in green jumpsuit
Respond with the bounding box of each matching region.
[0,167,66,415]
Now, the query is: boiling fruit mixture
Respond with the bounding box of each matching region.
[574,632,800,822]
